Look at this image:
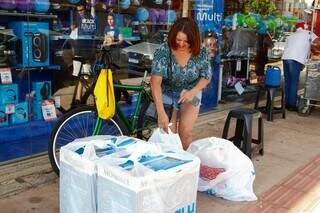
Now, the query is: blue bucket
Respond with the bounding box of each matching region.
[265,66,281,87]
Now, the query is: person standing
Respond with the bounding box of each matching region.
[150,17,211,150]
[282,22,317,111]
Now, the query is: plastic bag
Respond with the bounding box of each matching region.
[94,69,115,120]
[148,126,183,152]
[187,137,257,202]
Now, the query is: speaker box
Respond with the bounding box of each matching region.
[9,21,49,67]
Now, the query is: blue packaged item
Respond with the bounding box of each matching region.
[9,102,29,124]
[120,155,192,171]
[0,105,8,127]
[32,81,51,101]
[32,100,43,120]
[265,66,281,87]
[0,84,18,104]
[9,21,49,67]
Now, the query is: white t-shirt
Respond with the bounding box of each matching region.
[282,28,318,65]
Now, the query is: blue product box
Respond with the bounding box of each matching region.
[9,102,29,124]
[32,81,51,101]
[0,105,9,127]
[120,155,192,171]
[32,100,43,120]
[0,84,18,105]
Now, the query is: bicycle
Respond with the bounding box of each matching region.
[48,46,157,175]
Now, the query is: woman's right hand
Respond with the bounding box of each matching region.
[157,110,170,133]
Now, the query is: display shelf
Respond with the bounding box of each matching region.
[0,10,57,19]
[13,65,61,71]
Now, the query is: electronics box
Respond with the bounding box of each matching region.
[9,102,28,124]
[9,21,49,67]
[32,81,52,101]
[0,83,18,104]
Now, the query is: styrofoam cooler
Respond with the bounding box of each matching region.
[60,135,144,213]
[96,152,200,213]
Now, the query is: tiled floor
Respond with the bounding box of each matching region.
[242,155,320,212]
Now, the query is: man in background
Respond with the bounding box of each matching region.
[282,22,317,111]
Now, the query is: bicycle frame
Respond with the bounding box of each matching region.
[93,81,152,136]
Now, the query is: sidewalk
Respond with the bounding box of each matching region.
[0,101,319,213]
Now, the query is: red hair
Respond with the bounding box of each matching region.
[168,17,201,56]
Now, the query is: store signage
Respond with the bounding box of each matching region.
[194,0,224,33]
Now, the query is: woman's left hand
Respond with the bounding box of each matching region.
[178,89,196,104]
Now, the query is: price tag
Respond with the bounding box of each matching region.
[0,68,12,84]
[42,101,57,121]
[234,81,244,95]
[236,60,241,71]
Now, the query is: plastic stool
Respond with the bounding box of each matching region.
[222,108,264,158]
[254,85,286,121]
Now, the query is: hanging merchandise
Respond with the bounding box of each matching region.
[68,0,81,4]
[131,0,141,6]
[119,0,131,9]
[33,0,50,13]
[158,9,167,22]
[136,7,149,22]
[104,0,117,6]
[0,0,16,10]
[15,0,33,11]
[167,9,176,23]
[148,8,159,23]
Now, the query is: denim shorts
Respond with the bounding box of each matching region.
[163,91,202,110]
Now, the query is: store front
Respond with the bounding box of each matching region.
[0,0,223,163]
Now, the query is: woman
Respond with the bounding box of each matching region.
[150,17,211,150]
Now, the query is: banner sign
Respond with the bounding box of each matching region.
[194,0,224,33]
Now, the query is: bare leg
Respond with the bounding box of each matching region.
[169,108,179,133]
[178,103,200,150]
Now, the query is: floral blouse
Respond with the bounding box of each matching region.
[151,42,211,98]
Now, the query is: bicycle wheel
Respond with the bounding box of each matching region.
[48,105,128,175]
[136,96,157,140]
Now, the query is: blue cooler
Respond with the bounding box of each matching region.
[265,66,281,87]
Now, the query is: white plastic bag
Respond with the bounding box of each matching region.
[187,137,257,202]
[148,126,183,152]
[60,135,145,213]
